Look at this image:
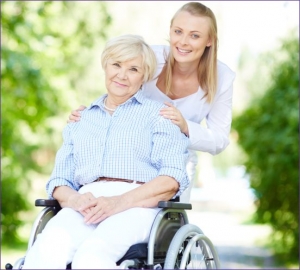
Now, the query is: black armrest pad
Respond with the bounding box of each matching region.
[35,199,60,207]
[158,201,192,210]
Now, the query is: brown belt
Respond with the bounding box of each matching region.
[94,177,145,185]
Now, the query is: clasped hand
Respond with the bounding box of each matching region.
[68,192,118,224]
[79,195,119,225]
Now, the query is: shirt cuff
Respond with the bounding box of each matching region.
[158,168,190,198]
[46,178,77,199]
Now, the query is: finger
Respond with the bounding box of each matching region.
[160,107,174,115]
[68,114,80,122]
[164,101,174,108]
[78,105,86,110]
[67,115,80,123]
[92,214,108,224]
[72,110,81,117]
[89,209,109,224]
[160,113,174,120]
[170,112,180,122]
[80,208,91,217]
[79,200,97,212]
[82,209,91,216]
[84,207,103,224]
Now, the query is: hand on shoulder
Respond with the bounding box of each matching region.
[67,105,86,123]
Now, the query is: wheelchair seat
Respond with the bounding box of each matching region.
[6,199,221,269]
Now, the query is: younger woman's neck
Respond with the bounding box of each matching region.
[173,61,198,79]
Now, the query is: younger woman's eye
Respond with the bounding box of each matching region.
[174,29,182,34]
[191,34,200,39]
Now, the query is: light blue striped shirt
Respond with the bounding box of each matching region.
[46,90,190,199]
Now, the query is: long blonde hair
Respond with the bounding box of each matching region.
[165,2,218,103]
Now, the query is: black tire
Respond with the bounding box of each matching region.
[164,224,220,269]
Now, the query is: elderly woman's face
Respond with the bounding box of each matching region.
[105,56,144,100]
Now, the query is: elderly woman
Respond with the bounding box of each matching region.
[22,34,189,269]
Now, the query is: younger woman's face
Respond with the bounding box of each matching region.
[170,11,212,66]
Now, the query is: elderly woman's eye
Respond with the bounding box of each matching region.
[131,68,138,72]
[113,63,121,67]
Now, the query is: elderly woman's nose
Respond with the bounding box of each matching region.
[117,68,127,79]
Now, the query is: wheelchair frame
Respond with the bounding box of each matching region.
[6,199,220,269]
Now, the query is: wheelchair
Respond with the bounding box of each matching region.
[6,198,221,269]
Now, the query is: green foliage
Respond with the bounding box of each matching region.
[233,32,299,263]
[1,1,111,246]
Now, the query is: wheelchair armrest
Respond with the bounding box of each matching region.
[158,201,192,210]
[35,199,60,208]
[35,199,192,210]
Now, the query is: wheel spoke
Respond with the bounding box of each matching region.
[164,224,220,269]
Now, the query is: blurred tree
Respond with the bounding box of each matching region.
[1,1,111,246]
[233,31,299,264]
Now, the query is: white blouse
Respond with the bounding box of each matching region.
[141,45,235,202]
[142,45,235,155]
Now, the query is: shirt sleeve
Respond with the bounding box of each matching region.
[46,124,80,199]
[151,116,190,197]
[188,66,235,155]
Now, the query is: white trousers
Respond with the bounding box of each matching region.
[23,182,160,269]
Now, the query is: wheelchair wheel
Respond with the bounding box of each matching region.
[164,224,220,269]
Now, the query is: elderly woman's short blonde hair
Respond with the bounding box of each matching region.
[101,34,157,83]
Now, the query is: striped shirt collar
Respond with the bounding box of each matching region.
[88,90,146,110]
